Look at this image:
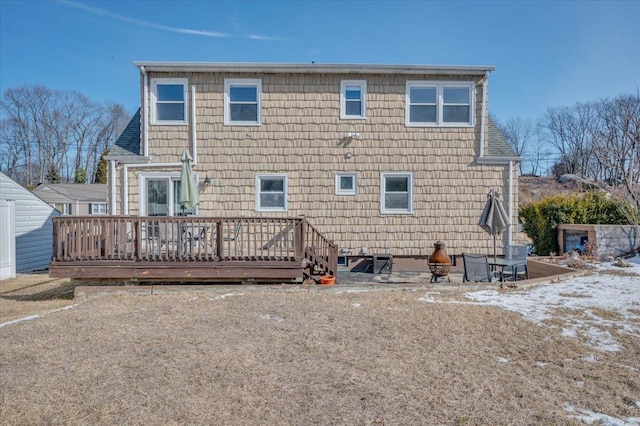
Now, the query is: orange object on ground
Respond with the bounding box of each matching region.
[319,275,336,285]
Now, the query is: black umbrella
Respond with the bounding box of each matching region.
[478,189,510,260]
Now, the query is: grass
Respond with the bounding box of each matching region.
[1,282,639,425]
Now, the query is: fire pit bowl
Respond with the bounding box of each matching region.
[428,241,452,283]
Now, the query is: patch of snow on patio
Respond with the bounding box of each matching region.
[463,256,640,352]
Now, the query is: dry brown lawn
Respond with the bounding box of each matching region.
[1,281,639,425]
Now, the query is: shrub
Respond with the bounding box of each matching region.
[519,191,632,256]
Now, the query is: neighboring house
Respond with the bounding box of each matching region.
[0,172,59,278]
[33,183,108,215]
[105,62,520,260]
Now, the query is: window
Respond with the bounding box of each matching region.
[256,174,287,211]
[335,173,357,195]
[90,203,107,214]
[61,203,72,215]
[340,80,366,119]
[225,79,262,125]
[406,81,473,126]
[381,172,413,214]
[140,173,198,216]
[337,256,348,267]
[151,78,188,124]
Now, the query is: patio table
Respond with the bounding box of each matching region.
[488,258,528,282]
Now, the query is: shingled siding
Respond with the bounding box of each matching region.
[124,71,517,256]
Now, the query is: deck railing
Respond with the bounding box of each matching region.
[51,216,337,277]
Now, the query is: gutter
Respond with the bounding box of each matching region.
[133,61,495,76]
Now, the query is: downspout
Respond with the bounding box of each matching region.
[140,66,149,158]
[122,165,129,215]
[109,160,116,215]
[479,71,488,158]
[191,84,197,164]
[508,160,514,246]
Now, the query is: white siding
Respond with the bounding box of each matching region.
[0,173,59,272]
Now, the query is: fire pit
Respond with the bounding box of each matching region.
[428,241,452,283]
[428,262,451,282]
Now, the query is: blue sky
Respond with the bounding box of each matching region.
[1,0,639,122]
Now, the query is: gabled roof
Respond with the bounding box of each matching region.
[33,183,107,203]
[487,117,518,158]
[134,62,495,76]
[105,108,147,163]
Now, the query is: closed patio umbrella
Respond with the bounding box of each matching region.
[179,149,199,213]
[478,189,510,260]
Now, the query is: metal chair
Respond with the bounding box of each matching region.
[223,222,242,255]
[503,245,529,281]
[462,253,502,282]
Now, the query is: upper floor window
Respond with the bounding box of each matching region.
[151,78,188,125]
[89,203,107,215]
[405,81,474,127]
[380,172,413,214]
[225,79,262,126]
[255,174,287,211]
[340,80,366,119]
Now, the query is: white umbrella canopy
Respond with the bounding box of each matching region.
[478,189,510,259]
[179,149,199,212]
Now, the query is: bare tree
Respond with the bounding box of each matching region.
[591,93,640,209]
[494,115,537,175]
[539,102,596,178]
[0,84,131,186]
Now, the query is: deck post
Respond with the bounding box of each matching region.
[134,219,141,260]
[216,219,223,260]
[295,219,305,261]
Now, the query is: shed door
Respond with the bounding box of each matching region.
[0,199,16,280]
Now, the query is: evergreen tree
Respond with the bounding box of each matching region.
[94,149,109,184]
[74,167,87,184]
[46,164,61,183]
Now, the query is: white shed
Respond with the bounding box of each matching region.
[0,172,59,279]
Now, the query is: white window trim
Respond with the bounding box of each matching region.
[224,78,262,126]
[380,172,414,215]
[255,174,288,212]
[335,172,357,195]
[138,172,199,216]
[340,80,367,119]
[150,78,188,125]
[405,81,474,127]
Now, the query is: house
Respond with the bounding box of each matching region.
[105,62,520,262]
[0,172,59,279]
[33,183,108,215]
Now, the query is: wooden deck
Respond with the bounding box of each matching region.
[49,216,338,282]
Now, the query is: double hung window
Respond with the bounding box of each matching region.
[406,81,473,126]
[151,78,188,124]
[225,79,262,125]
[380,173,413,214]
[340,80,366,119]
[256,174,287,211]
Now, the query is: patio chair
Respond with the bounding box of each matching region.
[223,222,242,255]
[502,245,529,281]
[462,253,502,283]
